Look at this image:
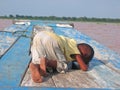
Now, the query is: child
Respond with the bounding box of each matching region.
[29,27,94,83]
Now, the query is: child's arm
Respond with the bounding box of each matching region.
[75,54,88,71]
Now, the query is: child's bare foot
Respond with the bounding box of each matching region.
[29,63,42,83]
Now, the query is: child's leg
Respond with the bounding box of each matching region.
[47,60,57,69]
[29,63,42,83]
[39,57,47,76]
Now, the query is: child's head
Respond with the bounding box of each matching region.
[77,43,94,65]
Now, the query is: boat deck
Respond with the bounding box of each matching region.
[0,20,120,89]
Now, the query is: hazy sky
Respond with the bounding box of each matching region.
[0,0,120,18]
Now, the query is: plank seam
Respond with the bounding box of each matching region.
[0,36,21,59]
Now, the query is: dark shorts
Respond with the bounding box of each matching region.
[46,61,80,73]
[68,61,80,70]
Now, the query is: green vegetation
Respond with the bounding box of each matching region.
[0,15,120,23]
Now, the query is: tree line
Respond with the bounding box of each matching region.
[0,14,120,23]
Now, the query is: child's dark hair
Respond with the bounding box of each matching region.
[77,43,94,65]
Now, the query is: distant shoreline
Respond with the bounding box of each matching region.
[0,15,120,23]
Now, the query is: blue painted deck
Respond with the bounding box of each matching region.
[0,20,120,89]
[0,24,31,86]
[0,87,110,90]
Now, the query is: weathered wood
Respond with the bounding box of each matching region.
[51,59,120,89]
[22,68,100,88]
[0,32,17,57]
[22,59,120,89]
[21,69,55,87]
[0,37,31,86]
[88,58,120,88]
[0,24,29,58]
[52,70,100,88]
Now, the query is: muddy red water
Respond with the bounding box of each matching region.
[74,22,120,54]
[0,19,13,30]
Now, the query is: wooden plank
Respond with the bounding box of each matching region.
[0,37,31,86]
[0,87,84,90]
[52,58,120,89]
[52,70,100,88]
[0,32,17,58]
[87,58,120,88]
[0,24,30,58]
[22,59,120,88]
[21,69,55,87]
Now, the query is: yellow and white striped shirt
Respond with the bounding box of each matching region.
[45,31,80,62]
